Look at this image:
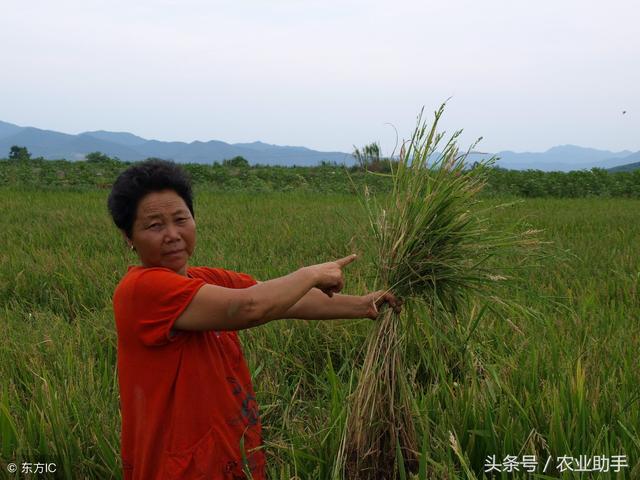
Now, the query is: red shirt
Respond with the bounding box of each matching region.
[113,266,265,480]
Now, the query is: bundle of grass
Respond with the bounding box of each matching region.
[338,104,540,478]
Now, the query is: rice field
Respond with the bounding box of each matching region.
[1,187,639,479]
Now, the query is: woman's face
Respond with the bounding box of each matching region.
[128,189,196,276]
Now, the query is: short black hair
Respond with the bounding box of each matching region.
[107,159,194,239]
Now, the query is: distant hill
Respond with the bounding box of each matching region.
[83,130,148,147]
[0,120,353,166]
[469,145,636,172]
[607,152,640,172]
[0,120,24,138]
[608,162,640,172]
[1,120,638,170]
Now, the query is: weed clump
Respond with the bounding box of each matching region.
[339,104,541,478]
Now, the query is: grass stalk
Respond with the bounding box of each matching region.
[340,104,542,478]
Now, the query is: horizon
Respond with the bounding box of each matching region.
[1,118,637,156]
[2,0,638,156]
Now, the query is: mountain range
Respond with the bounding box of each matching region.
[485,146,639,172]
[0,121,352,167]
[1,120,638,171]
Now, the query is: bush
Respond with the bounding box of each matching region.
[222,156,250,168]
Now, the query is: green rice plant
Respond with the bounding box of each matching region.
[2,188,638,478]
[339,104,542,478]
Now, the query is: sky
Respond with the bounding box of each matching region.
[2,0,638,155]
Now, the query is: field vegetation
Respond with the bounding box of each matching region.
[1,153,640,198]
[1,184,639,478]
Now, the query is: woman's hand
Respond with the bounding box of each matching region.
[303,254,358,297]
[362,290,403,319]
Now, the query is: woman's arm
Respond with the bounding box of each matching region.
[173,255,358,332]
[279,285,402,320]
[283,287,368,319]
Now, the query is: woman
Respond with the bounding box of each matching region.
[108,159,402,480]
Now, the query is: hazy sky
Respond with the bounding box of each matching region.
[2,0,638,154]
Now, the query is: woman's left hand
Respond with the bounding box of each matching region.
[362,290,403,319]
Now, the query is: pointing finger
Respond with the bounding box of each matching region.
[335,254,358,268]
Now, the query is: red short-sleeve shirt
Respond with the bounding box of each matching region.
[113,266,265,480]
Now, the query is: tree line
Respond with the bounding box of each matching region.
[2,145,639,197]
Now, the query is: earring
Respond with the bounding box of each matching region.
[129,244,135,251]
